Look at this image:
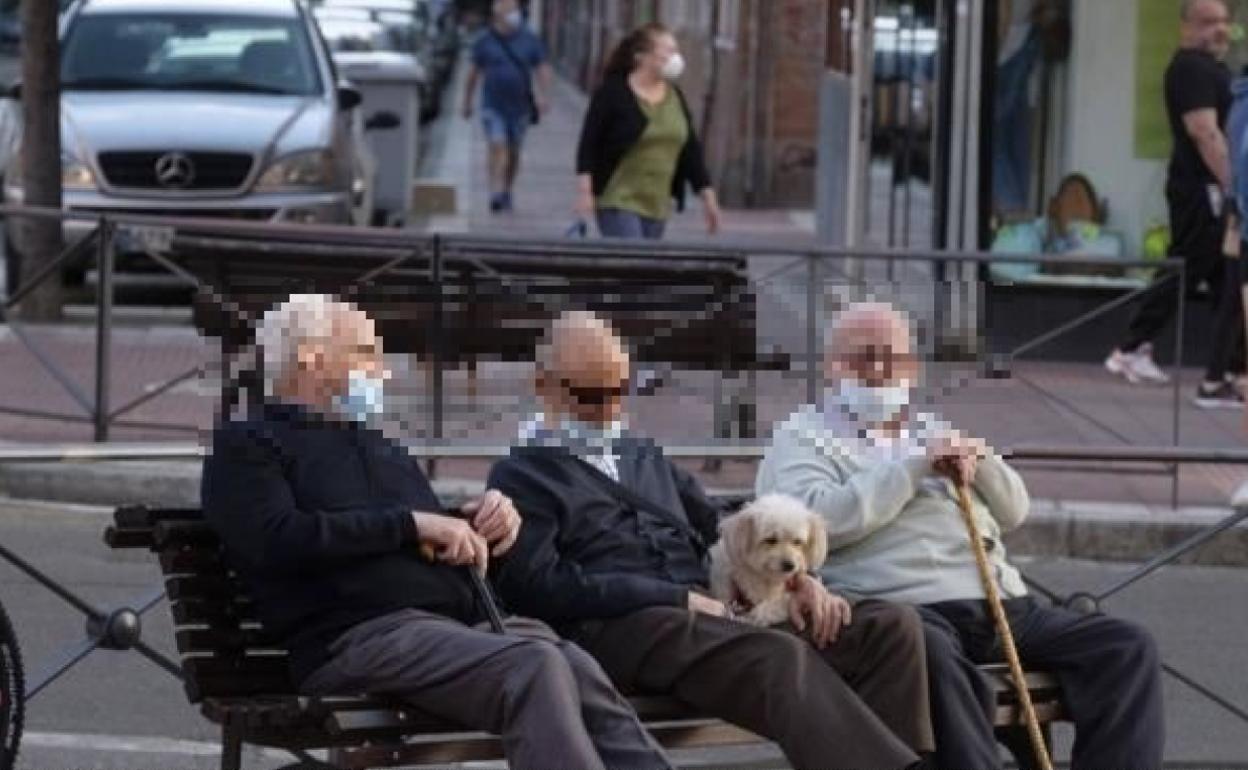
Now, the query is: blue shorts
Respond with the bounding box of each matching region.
[481,108,530,147]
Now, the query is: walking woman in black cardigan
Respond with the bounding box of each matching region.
[574,23,722,239]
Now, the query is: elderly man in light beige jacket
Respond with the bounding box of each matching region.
[757,302,1164,770]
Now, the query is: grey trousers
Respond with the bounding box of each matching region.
[301,608,673,770]
[570,601,931,770]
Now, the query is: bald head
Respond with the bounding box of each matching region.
[825,302,918,388]
[536,311,631,426]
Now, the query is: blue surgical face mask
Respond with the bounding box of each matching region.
[503,9,523,27]
[336,370,386,423]
[823,378,910,426]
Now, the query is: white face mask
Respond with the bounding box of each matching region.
[335,370,386,423]
[661,52,686,80]
[503,9,523,28]
[823,379,910,426]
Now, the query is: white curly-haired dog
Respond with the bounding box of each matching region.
[709,494,829,627]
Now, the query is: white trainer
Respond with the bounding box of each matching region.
[1105,343,1170,385]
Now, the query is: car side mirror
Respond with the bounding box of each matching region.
[336,85,362,111]
[364,111,400,131]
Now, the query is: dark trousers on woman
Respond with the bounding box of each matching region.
[302,609,673,770]
[570,600,932,770]
[918,597,1164,770]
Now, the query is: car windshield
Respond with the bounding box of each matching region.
[61,13,322,96]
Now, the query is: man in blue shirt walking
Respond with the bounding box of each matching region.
[462,0,552,213]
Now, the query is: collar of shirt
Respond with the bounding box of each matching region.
[518,412,623,482]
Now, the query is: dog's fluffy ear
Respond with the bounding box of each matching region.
[720,510,756,566]
[803,513,829,571]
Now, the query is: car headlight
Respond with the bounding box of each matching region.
[255,150,338,191]
[62,157,96,191]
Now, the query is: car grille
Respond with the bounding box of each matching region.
[97,151,255,191]
[71,207,276,221]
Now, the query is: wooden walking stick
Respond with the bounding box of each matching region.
[954,479,1055,770]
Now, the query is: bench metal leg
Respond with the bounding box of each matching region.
[220,720,243,770]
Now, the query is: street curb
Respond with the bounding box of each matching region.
[1,460,1245,566]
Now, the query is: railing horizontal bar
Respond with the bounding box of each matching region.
[5,443,1248,465]
[0,203,1181,270]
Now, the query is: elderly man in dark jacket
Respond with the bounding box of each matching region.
[488,310,935,770]
[202,294,673,770]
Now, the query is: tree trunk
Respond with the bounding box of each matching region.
[13,0,62,321]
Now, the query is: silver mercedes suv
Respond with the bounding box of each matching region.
[3,0,379,250]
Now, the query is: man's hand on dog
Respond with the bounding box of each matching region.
[790,575,852,648]
[687,592,729,617]
[461,489,522,556]
[412,512,490,574]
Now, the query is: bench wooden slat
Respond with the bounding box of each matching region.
[175,627,279,655]
[171,597,258,626]
[103,526,155,549]
[159,548,228,576]
[183,657,292,703]
[166,575,244,601]
[114,506,203,529]
[153,520,221,549]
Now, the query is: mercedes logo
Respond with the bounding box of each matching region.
[154,152,195,189]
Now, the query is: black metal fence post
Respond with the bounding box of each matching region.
[806,253,820,405]
[1172,266,1187,509]
[430,235,444,479]
[92,219,113,442]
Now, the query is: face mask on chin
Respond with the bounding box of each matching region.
[822,378,911,426]
[335,370,386,423]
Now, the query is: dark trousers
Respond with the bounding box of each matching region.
[918,598,1164,770]
[571,601,931,770]
[1123,181,1243,380]
[301,609,673,770]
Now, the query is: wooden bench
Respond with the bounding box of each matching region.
[104,504,1066,770]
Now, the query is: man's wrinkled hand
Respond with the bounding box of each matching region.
[462,489,522,556]
[789,574,851,648]
[412,512,489,574]
[929,431,987,485]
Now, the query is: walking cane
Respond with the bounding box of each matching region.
[421,543,507,634]
[954,480,1055,770]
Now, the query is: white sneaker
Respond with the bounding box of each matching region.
[1105,343,1170,385]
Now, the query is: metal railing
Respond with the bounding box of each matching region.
[0,203,1188,457]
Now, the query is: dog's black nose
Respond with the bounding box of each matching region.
[781,560,796,572]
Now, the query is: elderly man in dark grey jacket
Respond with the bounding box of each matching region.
[202,294,673,770]
[489,310,935,770]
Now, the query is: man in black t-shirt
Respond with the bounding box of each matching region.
[1107,0,1244,408]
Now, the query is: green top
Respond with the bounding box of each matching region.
[598,87,689,221]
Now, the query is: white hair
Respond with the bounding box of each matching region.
[256,293,354,397]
